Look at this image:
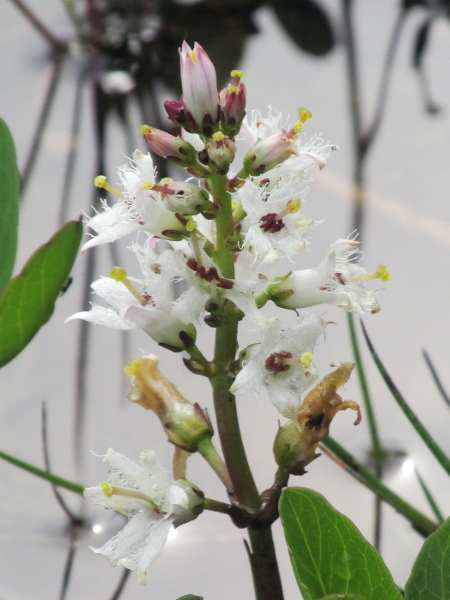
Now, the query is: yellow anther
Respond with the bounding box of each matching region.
[300,352,313,368]
[124,358,142,377]
[293,121,304,134]
[94,175,107,188]
[376,264,390,282]
[298,108,312,123]
[286,198,301,213]
[213,131,226,142]
[109,267,148,305]
[94,176,125,199]
[142,181,154,190]
[100,482,113,498]
[109,266,128,282]
[189,50,197,62]
[140,125,151,135]
[231,69,244,78]
[227,86,239,95]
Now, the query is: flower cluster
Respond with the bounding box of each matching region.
[72,41,389,583]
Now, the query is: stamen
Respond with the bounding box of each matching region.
[297,107,312,123]
[290,121,304,136]
[99,481,157,507]
[94,176,125,199]
[213,131,225,142]
[347,264,390,283]
[230,69,244,84]
[109,267,148,306]
[187,221,203,267]
[189,50,197,62]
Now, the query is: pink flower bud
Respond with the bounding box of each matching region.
[219,70,247,137]
[177,41,220,134]
[141,125,197,166]
[243,128,299,176]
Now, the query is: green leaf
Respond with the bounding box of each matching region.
[175,596,203,600]
[0,119,20,294]
[319,596,369,600]
[280,488,402,600]
[405,516,450,599]
[0,219,82,368]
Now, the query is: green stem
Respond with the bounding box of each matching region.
[321,437,438,537]
[197,438,233,491]
[247,525,284,600]
[0,449,84,495]
[208,174,260,512]
[204,498,232,514]
[414,467,445,524]
[348,313,383,463]
[361,321,450,477]
[347,313,384,547]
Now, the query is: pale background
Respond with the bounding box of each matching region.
[1,1,450,598]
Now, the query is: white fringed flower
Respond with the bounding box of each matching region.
[83,150,185,251]
[85,449,202,584]
[268,239,389,314]
[236,175,316,263]
[230,314,325,418]
[67,241,196,349]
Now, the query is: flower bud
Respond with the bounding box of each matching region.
[171,478,205,526]
[219,70,247,137]
[125,355,213,452]
[273,363,361,475]
[172,41,220,135]
[243,126,301,176]
[206,132,237,174]
[159,179,217,217]
[141,125,198,167]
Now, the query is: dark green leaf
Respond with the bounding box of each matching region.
[405,516,450,600]
[175,596,203,600]
[280,487,402,600]
[271,0,334,56]
[0,219,82,368]
[0,119,20,294]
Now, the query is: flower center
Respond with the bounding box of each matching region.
[265,351,313,374]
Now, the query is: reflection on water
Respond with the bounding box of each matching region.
[2,0,450,598]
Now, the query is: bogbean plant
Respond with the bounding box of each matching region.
[2,41,449,600]
[67,41,389,595]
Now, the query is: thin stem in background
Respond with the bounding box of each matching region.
[361,321,450,478]
[422,349,450,409]
[21,54,66,196]
[414,467,445,525]
[347,313,383,548]
[41,402,84,525]
[321,437,438,538]
[9,0,68,51]
[58,525,79,600]
[342,0,406,550]
[58,65,89,226]
[109,568,131,600]
[342,0,406,236]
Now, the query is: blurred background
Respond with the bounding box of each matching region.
[1,0,450,598]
